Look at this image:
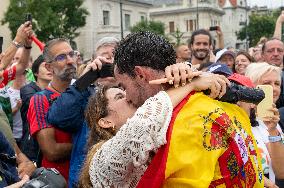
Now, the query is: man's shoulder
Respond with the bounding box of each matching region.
[21,82,41,92]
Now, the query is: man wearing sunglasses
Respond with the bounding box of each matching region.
[27,38,77,183]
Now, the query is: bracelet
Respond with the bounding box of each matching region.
[268,135,282,143]
[24,45,32,49]
[12,40,23,48]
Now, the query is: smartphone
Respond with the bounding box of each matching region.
[209,26,218,31]
[25,13,32,24]
[256,85,274,120]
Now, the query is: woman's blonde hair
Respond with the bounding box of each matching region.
[245,62,281,84]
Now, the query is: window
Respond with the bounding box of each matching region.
[141,15,145,21]
[186,20,196,31]
[169,21,175,33]
[103,10,110,25]
[125,14,131,31]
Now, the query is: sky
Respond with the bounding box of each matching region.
[247,0,284,8]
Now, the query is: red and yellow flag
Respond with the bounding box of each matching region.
[138,92,263,188]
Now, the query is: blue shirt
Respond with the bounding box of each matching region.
[47,85,94,187]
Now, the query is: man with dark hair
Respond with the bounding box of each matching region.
[262,38,284,111]
[27,38,75,182]
[262,38,284,67]
[109,31,263,187]
[20,55,52,162]
[189,29,212,66]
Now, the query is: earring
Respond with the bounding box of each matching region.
[112,125,115,131]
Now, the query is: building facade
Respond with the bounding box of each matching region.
[0,0,13,53]
[75,0,152,58]
[149,0,225,46]
[220,0,249,49]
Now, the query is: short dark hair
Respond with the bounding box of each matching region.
[262,37,284,53]
[114,31,176,77]
[190,29,212,46]
[32,55,45,81]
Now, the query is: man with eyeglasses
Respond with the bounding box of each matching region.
[27,38,77,183]
[262,38,284,109]
[46,36,119,187]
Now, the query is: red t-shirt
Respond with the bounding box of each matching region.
[27,87,71,182]
[0,66,16,88]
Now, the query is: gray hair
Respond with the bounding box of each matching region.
[95,37,119,52]
[43,38,70,63]
[245,62,281,84]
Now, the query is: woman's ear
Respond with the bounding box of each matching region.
[98,118,115,129]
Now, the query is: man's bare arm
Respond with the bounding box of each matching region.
[273,11,284,40]
[36,127,72,162]
[0,22,32,71]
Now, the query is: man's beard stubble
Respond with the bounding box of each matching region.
[192,49,210,61]
[54,65,77,82]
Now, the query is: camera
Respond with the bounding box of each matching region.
[21,167,66,188]
[209,26,218,31]
[219,82,264,104]
[74,63,114,91]
[204,82,265,104]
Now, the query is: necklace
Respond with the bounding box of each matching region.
[50,82,62,93]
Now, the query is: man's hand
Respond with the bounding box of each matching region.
[17,160,36,178]
[191,72,230,99]
[216,26,223,36]
[14,21,33,45]
[80,56,112,77]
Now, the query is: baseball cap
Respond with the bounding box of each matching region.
[207,63,233,76]
[228,73,255,88]
[215,48,235,63]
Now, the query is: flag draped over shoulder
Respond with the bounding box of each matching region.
[138,92,263,188]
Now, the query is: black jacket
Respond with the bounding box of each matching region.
[19,82,42,161]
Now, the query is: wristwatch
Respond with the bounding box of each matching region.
[268,135,282,143]
[12,40,23,48]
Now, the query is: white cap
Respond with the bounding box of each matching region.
[215,48,235,63]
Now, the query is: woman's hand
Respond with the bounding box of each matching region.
[264,176,279,188]
[263,104,280,136]
[149,63,202,86]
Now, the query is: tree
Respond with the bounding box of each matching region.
[170,28,184,46]
[130,19,165,36]
[237,10,280,47]
[1,0,89,44]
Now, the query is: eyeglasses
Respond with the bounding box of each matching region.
[50,51,76,63]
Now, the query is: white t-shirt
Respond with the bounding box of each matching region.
[252,119,284,182]
[7,87,23,139]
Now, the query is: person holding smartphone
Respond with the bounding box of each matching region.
[244,62,284,187]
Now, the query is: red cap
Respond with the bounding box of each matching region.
[228,73,255,88]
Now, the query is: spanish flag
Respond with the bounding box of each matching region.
[137,92,263,188]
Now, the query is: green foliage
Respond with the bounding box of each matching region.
[237,10,280,47]
[1,0,89,43]
[130,19,165,36]
[170,28,184,46]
